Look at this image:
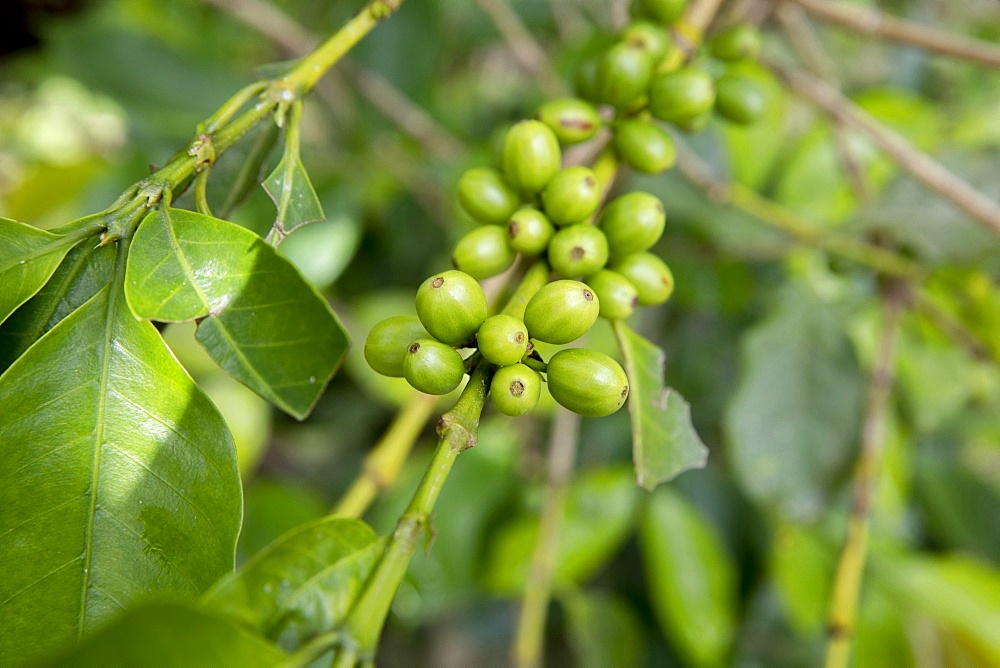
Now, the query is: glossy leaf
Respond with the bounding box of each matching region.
[640,486,737,666]
[125,207,349,419]
[0,240,116,372]
[38,601,287,667]
[725,289,864,520]
[875,552,1000,664]
[0,282,241,663]
[0,217,84,326]
[263,155,325,234]
[484,468,639,594]
[613,321,708,489]
[563,590,646,668]
[204,517,382,650]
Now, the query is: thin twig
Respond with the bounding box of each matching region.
[475,0,568,99]
[787,0,1000,69]
[771,62,1000,237]
[513,407,581,668]
[673,140,923,278]
[913,290,996,365]
[774,2,872,202]
[824,279,908,668]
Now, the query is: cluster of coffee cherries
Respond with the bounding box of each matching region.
[364,269,628,418]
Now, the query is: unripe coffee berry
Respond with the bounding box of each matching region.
[622,21,672,63]
[648,67,716,125]
[573,56,601,103]
[547,224,609,278]
[610,252,674,305]
[613,119,676,174]
[631,0,687,23]
[490,363,542,416]
[595,42,653,109]
[599,191,666,257]
[364,316,429,377]
[500,120,561,195]
[709,24,762,62]
[541,166,600,227]
[477,314,530,366]
[403,338,466,395]
[456,168,520,225]
[452,225,516,279]
[508,208,555,256]
[585,269,640,321]
[714,72,766,125]
[415,270,488,346]
[523,279,599,345]
[546,348,629,417]
[537,98,601,145]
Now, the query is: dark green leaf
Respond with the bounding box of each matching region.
[204,517,381,650]
[640,486,737,666]
[563,590,646,668]
[484,467,639,594]
[38,601,287,667]
[613,321,708,490]
[0,238,116,372]
[724,289,864,520]
[0,281,241,663]
[0,217,85,326]
[125,208,349,419]
[263,155,325,234]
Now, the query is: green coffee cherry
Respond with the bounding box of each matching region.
[403,338,466,395]
[523,279,600,345]
[709,23,762,62]
[610,252,674,305]
[648,67,716,125]
[585,269,639,321]
[613,119,676,173]
[598,191,666,257]
[537,98,601,145]
[452,225,516,279]
[415,270,488,346]
[548,224,609,278]
[364,316,429,377]
[500,120,562,195]
[507,208,555,256]
[490,363,541,416]
[622,21,672,63]
[456,168,520,225]
[477,314,530,366]
[631,0,687,23]
[675,110,712,134]
[573,56,601,103]
[714,72,766,124]
[546,348,629,417]
[541,166,600,227]
[595,42,653,109]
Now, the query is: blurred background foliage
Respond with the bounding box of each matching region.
[2,0,999,665]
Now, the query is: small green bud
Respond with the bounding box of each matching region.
[537,98,602,145]
[541,166,601,227]
[456,168,520,225]
[548,224,609,278]
[613,119,677,173]
[477,314,530,367]
[452,225,516,279]
[490,363,541,416]
[500,120,562,195]
[415,270,488,346]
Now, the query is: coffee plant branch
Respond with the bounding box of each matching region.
[824,279,908,668]
[475,0,568,99]
[787,0,1000,68]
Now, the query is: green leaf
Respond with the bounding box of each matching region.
[874,552,1000,664]
[724,288,864,520]
[37,601,287,667]
[263,155,325,235]
[640,486,738,666]
[204,517,382,650]
[0,239,116,372]
[125,207,349,420]
[613,321,708,490]
[484,467,639,594]
[0,281,241,663]
[0,217,85,326]
[768,522,834,634]
[563,589,646,668]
